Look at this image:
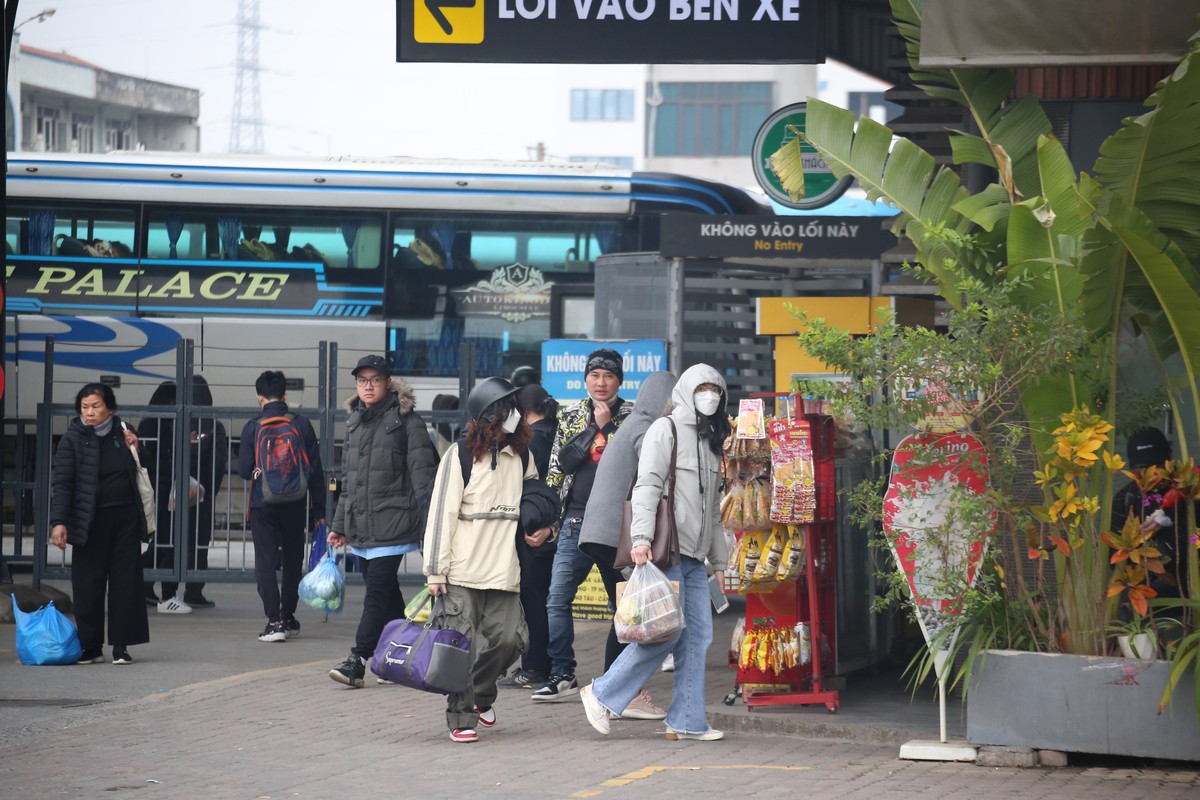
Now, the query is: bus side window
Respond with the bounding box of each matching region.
[46,209,137,259]
[6,213,23,254]
[146,220,203,260]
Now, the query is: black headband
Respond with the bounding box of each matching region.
[585,353,623,381]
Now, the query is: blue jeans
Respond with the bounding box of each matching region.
[592,555,713,735]
[546,518,623,677]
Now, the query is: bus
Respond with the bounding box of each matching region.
[4,151,769,415]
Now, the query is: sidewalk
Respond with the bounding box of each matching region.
[0,578,951,748]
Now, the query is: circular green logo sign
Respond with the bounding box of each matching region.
[752,102,853,210]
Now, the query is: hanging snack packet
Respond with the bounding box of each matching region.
[777,525,806,582]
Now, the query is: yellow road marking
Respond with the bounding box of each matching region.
[574,764,810,798]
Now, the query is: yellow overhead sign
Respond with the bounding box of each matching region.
[414,0,484,44]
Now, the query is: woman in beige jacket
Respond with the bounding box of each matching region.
[423,377,546,744]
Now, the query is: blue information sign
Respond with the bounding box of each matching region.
[541,339,668,401]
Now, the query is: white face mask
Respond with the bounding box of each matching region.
[501,408,521,433]
[694,390,721,416]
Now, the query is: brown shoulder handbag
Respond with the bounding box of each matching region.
[614,419,678,569]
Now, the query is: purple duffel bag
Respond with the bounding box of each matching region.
[371,596,472,694]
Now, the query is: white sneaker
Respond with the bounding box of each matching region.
[619,690,667,720]
[157,596,193,615]
[665,727,725,741]
[661,654,675,672]
[580,683,610,735]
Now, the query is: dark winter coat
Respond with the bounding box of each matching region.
[50,415,148,547]
[528,417,556,480]
[237,400,326,523]
[330,379,438,548]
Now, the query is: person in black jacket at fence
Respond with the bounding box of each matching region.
[138,376,229,613]
[326,355,438,688]
[50,382,150,665]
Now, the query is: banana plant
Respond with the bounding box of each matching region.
[771,0,1200,685]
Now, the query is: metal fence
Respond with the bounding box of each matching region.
[4,337,479,589]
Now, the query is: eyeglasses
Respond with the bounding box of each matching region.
[355,376,388,386]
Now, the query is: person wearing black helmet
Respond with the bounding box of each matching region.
[423,377,548,744]
[532,348,636,704]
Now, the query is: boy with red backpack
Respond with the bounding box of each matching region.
[238,370,326,642]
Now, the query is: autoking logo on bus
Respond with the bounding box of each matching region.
[451,263,554,323]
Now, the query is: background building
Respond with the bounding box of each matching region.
[546,62,891,192]
[6,37,200,153]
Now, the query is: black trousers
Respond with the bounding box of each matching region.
[249,504,307,622]
[516,537,553,675]
[351,553,407,660]
[73,504,150,653]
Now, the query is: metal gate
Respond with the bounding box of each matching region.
[12,338,477,590]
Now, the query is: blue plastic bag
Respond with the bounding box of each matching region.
[299,539,345,615]
[307,521,357,574]
[13,594,83,665]
[306,522,329,573]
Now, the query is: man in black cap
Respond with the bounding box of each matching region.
[326,354,438,687]
[532,348,645,706]
[1112,427,1190,599]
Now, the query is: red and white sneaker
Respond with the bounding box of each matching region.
[450,728,478,743]
[474,706,497,728]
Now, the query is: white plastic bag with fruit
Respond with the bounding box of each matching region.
[614,562,684,644]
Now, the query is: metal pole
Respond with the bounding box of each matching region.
[668,256,684,374]
[171,340,195,589]
[33,337,56,590]
[458,342,475,428]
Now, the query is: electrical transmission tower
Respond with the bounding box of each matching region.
[229,0,265,154]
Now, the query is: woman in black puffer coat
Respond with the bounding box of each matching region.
[50,383,150,665]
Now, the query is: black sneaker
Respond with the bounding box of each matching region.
[329,655,366,688]
[258,621,287,643]
[183,593,216,609]
[531,673,579,701]
[283,616,301,639]
[112,648,133,665]
[499,668,548,690]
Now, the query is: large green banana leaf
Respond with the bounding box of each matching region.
[779,99,977,301]
[1093,31,1200,265]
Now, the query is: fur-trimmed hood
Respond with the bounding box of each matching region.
[342,377,417,414]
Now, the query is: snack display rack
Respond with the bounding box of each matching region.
[726,397,839,713]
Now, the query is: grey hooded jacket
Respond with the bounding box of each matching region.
[579,371,677,557]
[331,379,438,548]
[629,364,728,567]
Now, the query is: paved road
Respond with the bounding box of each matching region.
[2,581,1198,799]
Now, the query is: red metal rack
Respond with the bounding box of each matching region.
[735,409,840,712]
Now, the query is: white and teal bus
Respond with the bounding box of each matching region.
[4,151,768,415]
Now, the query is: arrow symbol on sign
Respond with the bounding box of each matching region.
[425,0,476,35]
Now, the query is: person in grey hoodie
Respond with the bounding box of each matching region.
[579,363,731,741]
[578,371,677,716]
[326,355,438,688]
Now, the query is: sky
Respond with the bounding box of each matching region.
[10,0,570,159]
